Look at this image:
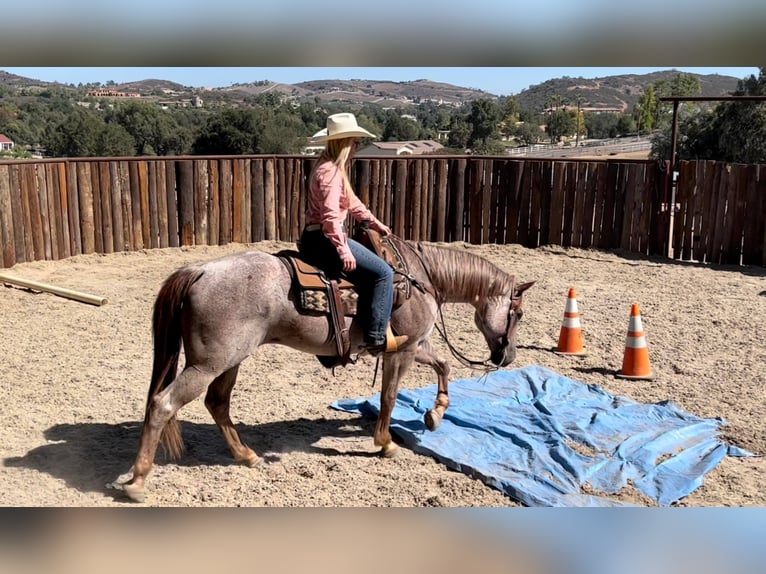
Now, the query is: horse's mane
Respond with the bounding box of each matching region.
[404,240,515,303]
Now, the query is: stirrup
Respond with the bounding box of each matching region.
[367,326,408,354]
[384,325,408,352]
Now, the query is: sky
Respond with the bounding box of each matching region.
[1,67,759,97]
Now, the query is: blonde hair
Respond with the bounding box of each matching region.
[310,137,356,197]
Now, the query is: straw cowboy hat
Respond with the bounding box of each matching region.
[310,112,377,144]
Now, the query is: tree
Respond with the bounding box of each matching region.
[192,108,267,155]
[512,122,543,146]
[635,85,658,134]
[46,107,135,157]
[108,101,188,156]
[584,113,620,139]
[447,116,471,150]
[545,110,575,143]
[651,67,766,164]
[615,113,636,137]
[258,110,310,153]
[498,96,520,139]
[712,67,766,164]
[466,98,501,150]
[381,110,422,141]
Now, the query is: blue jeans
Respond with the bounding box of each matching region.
[298,229,393,346]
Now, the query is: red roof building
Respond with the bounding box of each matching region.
[0,134,14,152]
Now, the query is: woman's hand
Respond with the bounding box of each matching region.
[374,222,392,236]
[341,252,357,272]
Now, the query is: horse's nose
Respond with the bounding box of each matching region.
[500,347,516,366]
[491,347,511,366]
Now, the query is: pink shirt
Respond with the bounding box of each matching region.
[306,161,381,259]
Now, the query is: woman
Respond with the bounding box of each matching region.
[298,112,407,355]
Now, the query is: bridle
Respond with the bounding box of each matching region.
[396,238,522,372]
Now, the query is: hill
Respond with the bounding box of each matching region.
[515,70,741,113]
[0,69,745,112]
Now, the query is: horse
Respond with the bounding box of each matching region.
[120,236,534,502]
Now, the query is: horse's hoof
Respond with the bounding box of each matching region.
[424,410,442,431]
[122,482,146,503]
[379,443,400,458]
[240,454,261,468]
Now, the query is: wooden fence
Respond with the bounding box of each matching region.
[0,154,761,269]
[673,161,766,266]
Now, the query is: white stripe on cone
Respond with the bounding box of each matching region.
[625,335,648,349]
[565,298,579,313]
[561,317,582,328]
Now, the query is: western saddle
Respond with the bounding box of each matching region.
[278,228,413,368]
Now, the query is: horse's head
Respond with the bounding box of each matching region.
[474,280,535,367]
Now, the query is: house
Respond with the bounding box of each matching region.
[357,140,444,157]
[0,134,14,152]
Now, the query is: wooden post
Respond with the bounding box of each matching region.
[207,160,220,245]
[177,160,195,246]
[165,160,179,248]
[251,159,264,242]
[264,159,276,240]
[0,164,15,267]
[109,161,125,252]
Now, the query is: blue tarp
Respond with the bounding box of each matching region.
[332,365,753,507]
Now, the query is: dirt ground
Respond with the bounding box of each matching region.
[1,239,763,507]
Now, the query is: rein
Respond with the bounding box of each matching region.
[394,237,502,372]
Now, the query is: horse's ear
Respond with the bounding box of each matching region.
[515,281,536,296]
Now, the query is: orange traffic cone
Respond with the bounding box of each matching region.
[554,287,586,356]
[616,303,654,380]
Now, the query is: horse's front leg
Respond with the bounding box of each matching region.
[373,351,415,458]
[413,339,450,431]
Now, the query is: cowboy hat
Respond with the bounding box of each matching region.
[310,112,377,143]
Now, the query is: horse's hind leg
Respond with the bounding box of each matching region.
[413,340,451,431]
[373,351,415,458]
[123,366,215,503]
[204,364,260,467]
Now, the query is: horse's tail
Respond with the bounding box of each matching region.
[145,266,204,461]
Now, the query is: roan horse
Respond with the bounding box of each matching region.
[120,236,534,502]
